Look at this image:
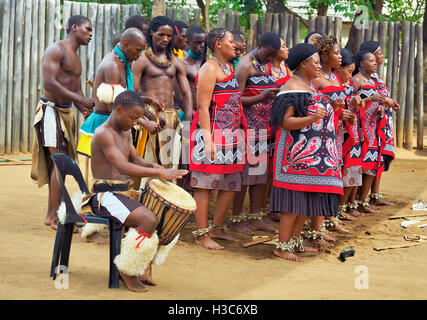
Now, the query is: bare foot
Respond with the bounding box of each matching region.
[210,229,240,242]
[248,220,278,233]
[310,238,334,248]
[229,222,254,235]
[50,219,58,231]
[370,198,392,206]
[294,243,319,253]
[329,224,349,233]
[119,272,148,293]
[322,233,336,242]
[85,231,108,245]
[273,249,302,262]
[347,208,365,218]
[195,235,224,250]
[139,264,156,286]
[338,212,356,221]
[357,203,378,214]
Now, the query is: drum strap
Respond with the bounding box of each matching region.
[92,183,129,193]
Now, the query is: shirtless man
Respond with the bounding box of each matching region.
[90,90,187,292]
[77,28,164,244]
[182,26,206,111]
[31,15,95,230]
[132,16,193,170]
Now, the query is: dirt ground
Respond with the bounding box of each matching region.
[1,147,427,300]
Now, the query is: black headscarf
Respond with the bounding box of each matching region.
[360,40,380,54]
[304,31,324,43]
[287,43,318,71]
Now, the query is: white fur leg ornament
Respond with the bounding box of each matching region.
[114,228,159,277]
[57,191,85,224]
[81,223,106,239]
[153,234,180,266]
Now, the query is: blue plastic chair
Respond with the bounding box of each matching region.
[49,153,122,288]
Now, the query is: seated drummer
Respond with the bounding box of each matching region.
[90,90,187,293]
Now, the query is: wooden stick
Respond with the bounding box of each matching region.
[242,236,276,248]
[388,212,427,219]
[374,242,421,251]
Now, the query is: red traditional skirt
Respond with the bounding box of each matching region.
[190,73,247,174]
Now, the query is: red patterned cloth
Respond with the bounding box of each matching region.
[271,91,343,195]
[190,73,247,174]
[357,82,387,177]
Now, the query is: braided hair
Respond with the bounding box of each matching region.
[201,28,228,65]
[146,15,174,60]
[315,34,338,57]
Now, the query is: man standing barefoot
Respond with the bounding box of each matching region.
[31,15,95,230]
[132,16,193,172]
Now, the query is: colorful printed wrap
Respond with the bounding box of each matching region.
[319,83,346,168]
[274,66,292,88]
[243,64,277,165]
[342,79,362,168]
[357,82,387,177]
[271,91,343,195]
[190,73,248,174]
[372,74,395,159]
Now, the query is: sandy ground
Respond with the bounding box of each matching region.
[1,147,427,300]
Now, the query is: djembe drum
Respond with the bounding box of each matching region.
[141,179,196,245]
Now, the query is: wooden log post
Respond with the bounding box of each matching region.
[181,8,189,26]
[193,8,201,26]
[396,21,410,148]
[404,22,416,150]
[279,13,288,45]
[326,16,333,36]
[287,14,293,47]
[315,16,326,35]
[6,0,15,154]
[378,21,387,79]
[386,22,394,93]
[263,12,273,35]
[249,14,259,47]
[292,16,299,47]
[12,0,24,154]
[165,7,172,19]
[272,13,280,35]
[392,22,400,134]
[21,0,33,152]
[308,15,315,33]
[372,21,379,41]
[29,0,40,151]
[217,9,226,28]
[334,17,342,46]
[247,29,254,52]
[0,0,11,154]
[87,3,97,99]
[152,0,166,17]
[415,23,424,150]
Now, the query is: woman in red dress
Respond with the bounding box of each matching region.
[190,28,247,250]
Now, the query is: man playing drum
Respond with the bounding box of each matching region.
[89,90,187,292]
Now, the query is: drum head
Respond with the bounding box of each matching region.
[148,179,197,211]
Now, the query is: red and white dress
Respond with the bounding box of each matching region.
[189,73,248,191]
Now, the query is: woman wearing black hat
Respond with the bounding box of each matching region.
[269,43,344,261]
[311,35,357,236]
[359,41,400,207]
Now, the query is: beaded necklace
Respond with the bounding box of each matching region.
[250,49,266,73]
[271,64,287,79]
[211,56,231,76]
[293,74,316,91]
[320,68,336,81]
[359,71,375,86]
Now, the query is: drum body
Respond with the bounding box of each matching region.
[141,179,196,245]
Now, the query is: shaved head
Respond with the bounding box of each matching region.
[119,27,146,62]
